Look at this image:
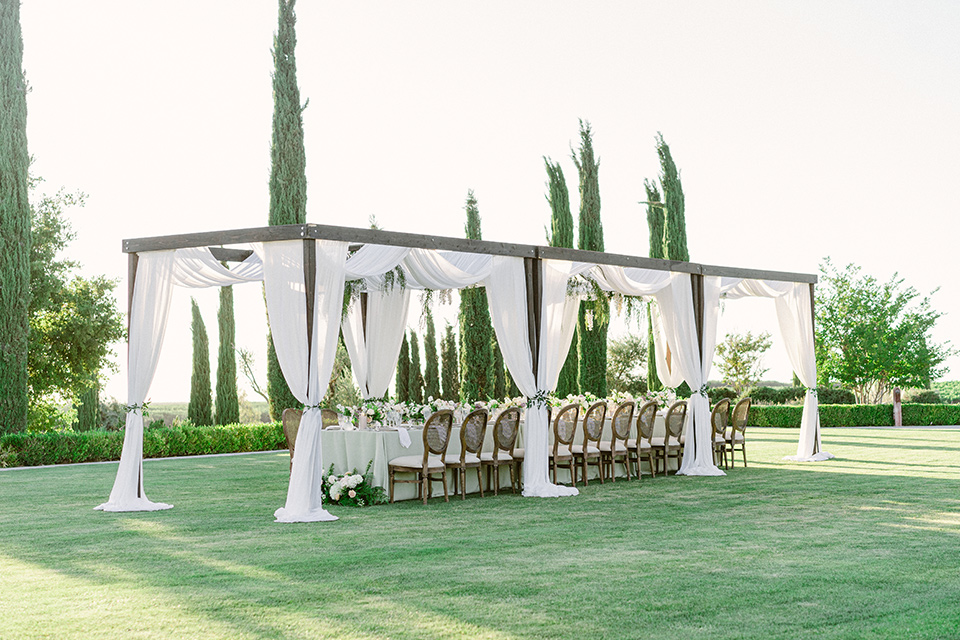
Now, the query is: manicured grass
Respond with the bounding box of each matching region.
[2,428,960,639]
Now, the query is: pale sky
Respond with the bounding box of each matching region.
[20,1,960,402]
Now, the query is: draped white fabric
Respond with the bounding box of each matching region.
[96,251,177,512]
[719,278,831,462]
[171,246,263,287]
[651,275,725,476]
[486,257,579,497]
[651,302,685,388]
[342,243,491,290]
[341,287,412,399]
[265,240,349,523]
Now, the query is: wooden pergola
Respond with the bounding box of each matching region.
[123,222,817,381]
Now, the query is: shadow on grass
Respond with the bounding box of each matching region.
[2,439,960,639]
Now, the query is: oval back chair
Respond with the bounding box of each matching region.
[573,401,607,485]
[710,398,731,469]
[631,400,658,478]
[654,400,686,475]
[550,403,580,485]
[445,408,488,499]
[728,397,752,467]
[481,407,521,495]
[281,408,303,472]
[600,400,635,481]
[388,409,454,504]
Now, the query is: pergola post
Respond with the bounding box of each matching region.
[689,271,706,457]
[302,239,317,373]
[809,281,820,456]
[126,251,141,498]
[523,256,543,379]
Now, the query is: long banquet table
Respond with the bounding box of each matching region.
[319,413,670,501]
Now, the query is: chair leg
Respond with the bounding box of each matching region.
[742,443,747,467]
[509,463,516,494]
[421,471,427,505]
[389,469,395,503]
[442,469,449,502]
[494,465,500,496]
[476,466,484,497]
[459,468,466,500]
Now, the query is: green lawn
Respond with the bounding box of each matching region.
[2,428,959,639]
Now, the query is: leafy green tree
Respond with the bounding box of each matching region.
[189,299,213,426]
[815,259,952,404]
[441,324,459,401]
[325,336,360,408]
[545,157,579,397]
[459,190,494,402]
[606,334,648,396]
[28,188,124,426]
[715,331,773,396]
[75,380,99,431]
[396,332,410,402]
[215,284,240,425]
[644,179,665,392]
[0,0,31,433]
[266,0,307,420]
[492,340,507,400]
[423,306,441,400]
[409,331,424,404]
[572,120,608,396]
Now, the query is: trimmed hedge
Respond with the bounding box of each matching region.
[0,422,284,468]
[748,386,856,405]
[750,404,960,428]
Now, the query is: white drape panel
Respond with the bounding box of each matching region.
[654,275,725,476]
[96,251,177,512]
[341,287,411,399]
[344,244,410,280]
[171,246,263,287]
[651,301,685,388]
[486,257,579,497]
[265,240,349,523]
[776,284,833,461]
[404,249,492,289]
[719,278,831,462]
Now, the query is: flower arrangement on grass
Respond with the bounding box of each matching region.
[322,460,388,507]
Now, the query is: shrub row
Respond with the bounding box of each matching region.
[750,404,960,428]
[748,386,856,405]
[0,422,284,468]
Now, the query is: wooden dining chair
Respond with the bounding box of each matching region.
[710,398,731,469]
[600,400,635,481]
[549,404,579,485]
[444,408,488,499]
[572,401,607,485]
[480,407,521,495]
[388,409,454,504]
[626,400,658,478]
[652,400,686,475]
[321,408,339,428]
[726,397,752,467]
[281,408,303,472]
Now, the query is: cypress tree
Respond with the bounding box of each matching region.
[545,157,579,397]
[644,179,665,392]
[266,0,307,420]
[0,0,31,433]
[215,284,240,425]
[441,324,459,401]
[396,332,410,402]
[189,298,213,426]
[458,190,494,402]
[656,132,689,262]
[423,306,441,400]
[409,331,424,404]
[572,120,608,397]
[492,340,507,400]
[76,380,99,431]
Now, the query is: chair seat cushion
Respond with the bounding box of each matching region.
[570,444,600,455]
[549,449,573,460]
[479,451,513,463]
[625,438,652,450]
[389,455,444,470]
[443,453,481,466]
[598,441,627,453]
[726,433,745,443]
[650,436,680,448]
[511,447,524,459]
[714,435,726,444]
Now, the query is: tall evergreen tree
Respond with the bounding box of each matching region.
[644,179,665,392]
[266,0,307,420]
[0,0,31,433]
[656,132,689,262]
[441,324,459,401]
[458,190,494,402]
[572,120,608,396]
[189,298,213,426]
[76,380,99,431]
[409,331,424,404]
[395,332,410,402]
[492,340,507,400]
[216,284,240,425]
[423,306,441,400]
[545,157,579,397]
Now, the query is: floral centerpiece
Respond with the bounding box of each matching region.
[321,460,388,507]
